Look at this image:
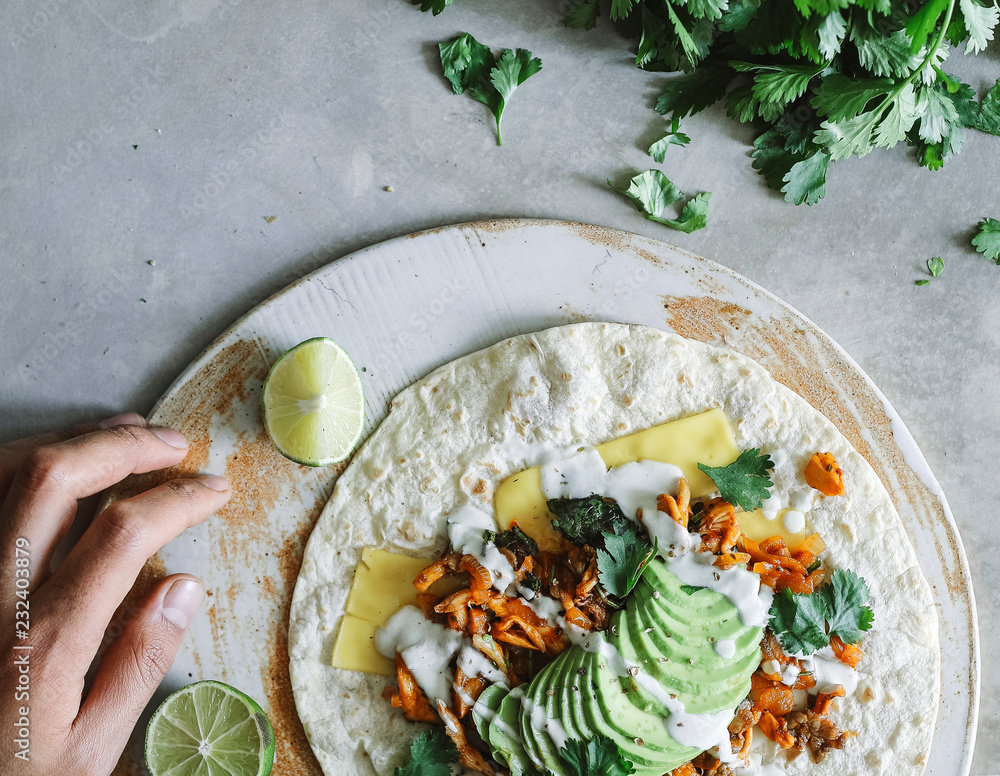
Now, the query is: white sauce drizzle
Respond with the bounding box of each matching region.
[540,448,684,521]
[759,495,781,520]
[798,646,859,695]
[446,505,518,595]
[782,509,805,534]
[714,639,737,659]
[789,488,815,511]
[375,606,465,704]
[767,449,788,470]
[665,550,773,629]
[780,663,801,687]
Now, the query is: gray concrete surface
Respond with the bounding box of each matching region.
[1,0,998,771]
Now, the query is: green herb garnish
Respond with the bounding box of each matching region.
[597,529,657,598]
[393,730,459,776]
[609,170,710,233]
[560,735,636,776]
[647,116,691,162]
[697,448,774,512]
[437,33,541,146]
[484,525,539,555]
[972,217,1000,263]
[769,569,874,655]
[548,495,629,546]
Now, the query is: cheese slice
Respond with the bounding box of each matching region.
[495,408,806,550]
[332,548,461,675]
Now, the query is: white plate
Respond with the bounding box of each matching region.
[109,219,977,776]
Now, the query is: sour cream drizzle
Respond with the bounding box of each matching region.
[447,505,518,595]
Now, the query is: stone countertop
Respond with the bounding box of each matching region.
[1,0,998,771]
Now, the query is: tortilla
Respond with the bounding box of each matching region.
[288,322,939,775]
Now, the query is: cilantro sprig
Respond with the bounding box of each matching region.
[698,448,774,512]
[560,735,636,776]
[597,529,657,598]
[437,33,541,146]
[393,730,459,776]
[769,569,875,655]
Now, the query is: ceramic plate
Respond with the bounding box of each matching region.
[105,219,977,776]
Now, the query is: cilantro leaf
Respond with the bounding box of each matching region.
[915,85,960,144]
[697,448,774,511]
[438,33,495,97]
[814,110,881,160]
[959,0,999,53]
[782,151,830,205]
[927,255,945,276]
[904,0,951,55]
[609,171,710,233]
[812,75,893,122]
[680,584,704,594]
[548,496,630,546]
[976,79,1000,136]
[769,587,830,654]
[655,66,733,120]
[564,0,601,29]
[410,0,452,14]
[873,84,918,148]
[823,569,874,644]
[972,217,1000,263]
[648,116,691,162]
[490,49,543,146]
[915,279,931,285]
[597,529,656,597]
[560,735,636,776]
[393,730,459,776]
[769,570,874,654]
[850,22,922,78]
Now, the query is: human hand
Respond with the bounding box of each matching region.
[0,414,231,774]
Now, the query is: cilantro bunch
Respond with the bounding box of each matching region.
[417,0,1000,205]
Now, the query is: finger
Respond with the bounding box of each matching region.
[35,475,228,667]
[0,423,189,589]
[0,413,145,495]
[71,575,204,774]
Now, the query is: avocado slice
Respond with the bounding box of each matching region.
[490,687,537,776]
[471,683,507,742]
[586,647,700,774]
[522,657,571,776]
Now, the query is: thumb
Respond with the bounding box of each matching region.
[72,575,204,771]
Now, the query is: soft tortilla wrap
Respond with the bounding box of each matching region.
[289,322,939,775]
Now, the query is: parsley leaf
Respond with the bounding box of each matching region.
[648,116,691,161]
[437,34,541,146]
[823,569,874,644]
[976,79,1000,136]
[393,730,459,776]
[609,170,711,233]
[560,735,636,776]
[769,570,874,655]
[782,151,830,205]
[697,448,774,511]
[548,496,630,546]
[972,217,1000,263]
[490,49,543,146]
[928,256,945,276]
[597,529,657,597]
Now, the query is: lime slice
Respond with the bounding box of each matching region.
[145,680,275,776]
[261,337,365,466]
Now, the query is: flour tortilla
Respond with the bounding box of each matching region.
[288,322,939,776]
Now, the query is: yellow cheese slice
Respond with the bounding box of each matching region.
[495,409,741,548]
[739,508,806,548]
[332,547,461,675]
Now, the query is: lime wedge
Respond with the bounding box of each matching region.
[145,680,275,776]
[261,337,365,466]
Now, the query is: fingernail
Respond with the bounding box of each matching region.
[161,578,203,629]
[99,412,147,430]
[151,427,188,449]
[198,474,230,492]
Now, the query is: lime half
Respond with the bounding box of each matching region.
[145,680,275,776]
[261,337,365,466]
